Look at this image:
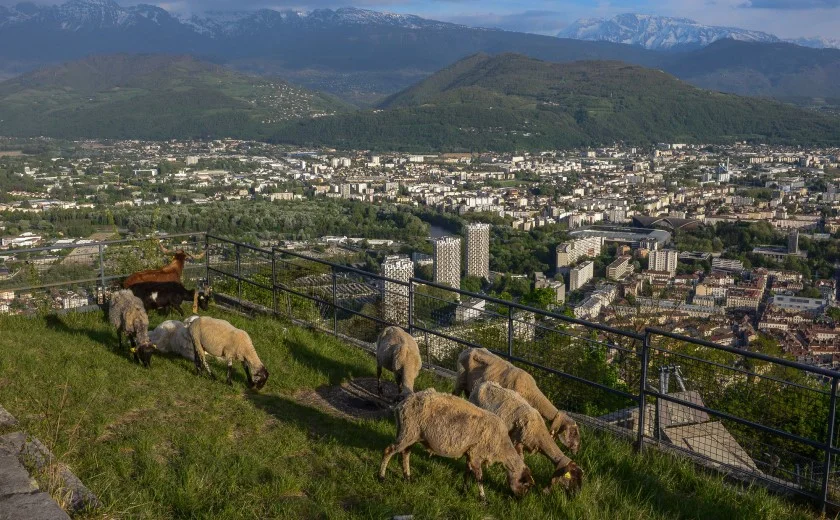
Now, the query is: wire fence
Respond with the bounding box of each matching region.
[0,232,207,313]
[3,232,840,511]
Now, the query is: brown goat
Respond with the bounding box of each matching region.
[123,242,206,311]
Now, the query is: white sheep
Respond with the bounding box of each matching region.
[470,381,583,494]
[108,289,154,367]
[378,388,535,501]
[454,347,581,454]
[148,316,200,360]
[187,316,269,390]
[375,326,422,398]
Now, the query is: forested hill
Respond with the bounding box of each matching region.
[272,53,840,152]
[0,54,351,139]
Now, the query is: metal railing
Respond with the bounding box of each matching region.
[0,232,207,312]
[204,234,840,512]
[3,232,840,511]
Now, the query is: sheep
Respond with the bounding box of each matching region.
[123,242,205,289]
[375,326,421,399]
[378,388,535,501]
[187,316,269,390]
[129,281,210,316]
[453,347,581,454]
[148,317,199,360]
[108,289,155,367]
[470,381,583,494]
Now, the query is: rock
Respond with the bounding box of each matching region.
[0,492,70,520]
[0,406,17,430]
[0,432,101,514]
[0,451,39,496]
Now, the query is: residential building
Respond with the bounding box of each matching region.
[433,236,462,289]
[556,237,605,268]
[570,260,594,292]
[649,249,679,276]
[607,255,633,280]
[464,223,490,279]
[381,255,414,324]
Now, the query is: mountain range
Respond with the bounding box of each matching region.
[0,54,349,139]
[274,53,840,151]
[559,14,840,51]
[0,1,839,105]
[0,53,836,150]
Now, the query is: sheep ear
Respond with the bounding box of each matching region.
[152,344,159,350]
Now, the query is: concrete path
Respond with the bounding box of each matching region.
[0,404,97,520]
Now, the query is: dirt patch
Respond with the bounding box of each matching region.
[96,407,154,443]
[295,377,399,420]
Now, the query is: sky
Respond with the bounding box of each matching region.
[3,0,840,40]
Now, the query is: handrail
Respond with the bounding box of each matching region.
[0,232,206,256]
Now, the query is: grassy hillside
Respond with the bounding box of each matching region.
[272,53,840,152]
[664,40,840,100]
[0,308,818,519]
[0,54,351,140]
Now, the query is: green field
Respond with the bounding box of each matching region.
[0,308,818,519]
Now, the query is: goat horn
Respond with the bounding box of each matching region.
[189,248,207,261]
[158,241,173,255]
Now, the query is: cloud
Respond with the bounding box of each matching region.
[740,0,839,8]
[438,9,570,34]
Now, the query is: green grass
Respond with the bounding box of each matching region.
[0,308,819,519]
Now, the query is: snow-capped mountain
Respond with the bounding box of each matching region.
[790,36,840,50]
[558,14,780,50]
[0,1,454,35]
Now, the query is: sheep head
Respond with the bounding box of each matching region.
[508,466,535,498]
[551,412,581,455]
[249,366,269,391]
[545,461,583,495]
[133,342,157,368]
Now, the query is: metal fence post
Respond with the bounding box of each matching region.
[408,280,415,334]
[332,267,338,337]
[821,375,839,513]
[235,244,242,304]
[636,330,651,452]
[271,250,277,316]
[98,243,105,288]
[204,234,210,287]
[507,305,514,357]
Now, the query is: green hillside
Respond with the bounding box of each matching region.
[0,309,815,519]
[272,53,840,151]
[0,54,351,140]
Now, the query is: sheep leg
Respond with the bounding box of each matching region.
[376,364,383,395]
[396,368,404,396]
[400,450,411,481]
[243,363,253,387]
[379,435,416,481]
[515,443,524,457]
[467,458,486,502]
[453,371,467,397]
[226,361,233,385]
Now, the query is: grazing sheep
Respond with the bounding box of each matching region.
[108,290,154,367]
[453,347,581,454]
[375,326,422,398]
[187,316,269,390]
[129,281,210,316]
[148,317,200,360]
[378,388,535,501]
[470,381,583,494]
